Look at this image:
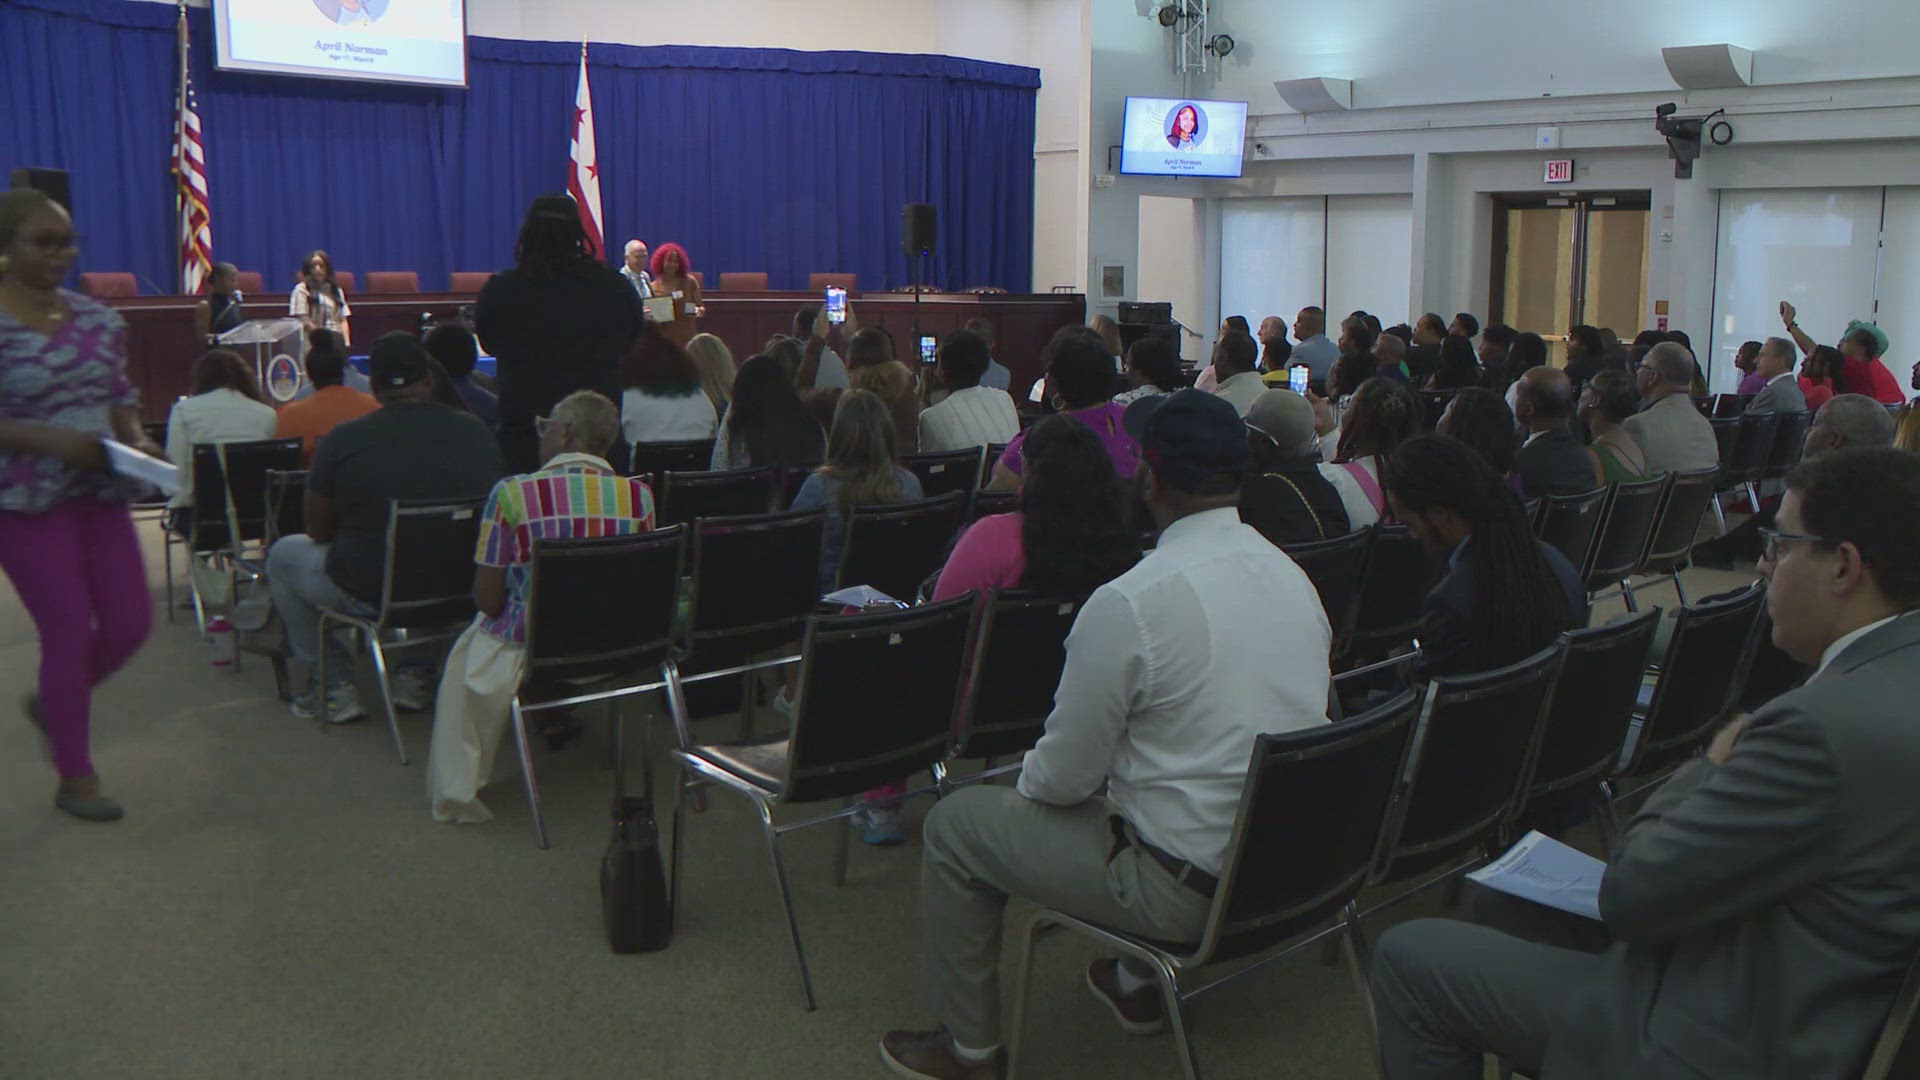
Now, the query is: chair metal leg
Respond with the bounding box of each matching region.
[164,530,176,623]
[738,669,757,741]
[1745,481,1760,512]
[1621,583,1640,613]
[1005,914,1050,1080]
[756,801,818,1011]
[670,772,690,922]
[1150,954,1202,1080]
[661,662,706,814]
[315,612,333,732]
[1595,781,1620,858]
[510,696,549,850]
[1711,493,1727,535]
[1339,904,1384,1075]
[1670,570,1691,608]
[367,636,409,765]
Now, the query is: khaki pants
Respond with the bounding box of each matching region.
[920,784,1213,1048]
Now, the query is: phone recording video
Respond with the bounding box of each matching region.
[825,286,848,324]
[919,335,938,365]
[1288,365,1309,395]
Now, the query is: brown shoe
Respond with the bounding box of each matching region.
[879,1026,1005,1080]
[1086,958,1166,1035]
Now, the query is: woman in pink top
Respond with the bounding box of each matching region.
[986,329,1136,491]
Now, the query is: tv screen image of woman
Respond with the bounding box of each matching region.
[1166,103,1205,149]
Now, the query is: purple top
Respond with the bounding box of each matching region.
[994,401,1138,481]
[1737,372,1768,396]
[0,289,141,513]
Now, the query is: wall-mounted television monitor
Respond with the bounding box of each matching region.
[214,0,469,89]
[1119,97,1248,178]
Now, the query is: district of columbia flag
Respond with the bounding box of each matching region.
[568,42,605,261]
[173,0,212,294]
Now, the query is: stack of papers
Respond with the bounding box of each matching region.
[1465,831,1607,921]
[821,586,905,609]
[105,440,182,496]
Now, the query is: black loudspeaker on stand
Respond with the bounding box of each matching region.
[902,202,936,356]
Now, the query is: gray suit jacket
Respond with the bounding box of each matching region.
[1746,373,1808,415]
[1547,612,1920,1078]
[1621,393,1720,476]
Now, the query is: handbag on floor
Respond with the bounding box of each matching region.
[600,718,672,954]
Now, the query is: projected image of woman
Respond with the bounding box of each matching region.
[1166,104,1202,149]
[314,0,390,26]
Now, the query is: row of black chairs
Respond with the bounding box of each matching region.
[1706,409,1811,532]
[1531,465,1720,609]
[630,441,1008,507]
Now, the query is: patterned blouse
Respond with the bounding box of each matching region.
[0,289,142,513]
[474,452,657,643]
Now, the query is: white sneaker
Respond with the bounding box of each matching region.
[390,669,435,712]
[291,681,366,725]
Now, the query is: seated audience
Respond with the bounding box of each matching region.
[619,327,719,451]
[685,332,736,421]
[1373,333,1413,386]
[1782,301,1906,404]
[791,306,849,390]
[762,333,806,384]
[1511,367,1599,498]
[1426,334,1482,390]
[1693,393,1893,568]
[1503,331,1548,387]
[1406,313,1447,383]
[1116,335,1182,404]
[425,391,654,822]
[1329,315,1382,399]
[1330,377,1421,523]
[273,331,377,465]
[1895,401,1920,454]
[1256,314,1293,372]
[165,347,279,513]
[1562,324,1607,389]
[932,415,1139,602]
[1623,342,1720,474]
[1291,305,1339,390]
[1087,314,1125,361]
[1385,434,1586,680]
[1598,328,1634,373]
[1436,387,1518,485]
[1580,369,1648,485]
[1372,445,1920,1080]
[1799,344,1844,410]
[989,331,1137,490]
[1477,323,1514,381]
[879,390,1332,1079]
[791,389,924,595]
[1448,312,1480,342]
[266,333,504,723]
[424,322,498,427]
[1240,389,1354,544]
[1745,337,1807,414]
[1733,339,1765,395]
[963,318,1012,392]
[1209,330,1265,415]
[709,354,826,472]
[801,311,920,454]
[917,330,1020,454]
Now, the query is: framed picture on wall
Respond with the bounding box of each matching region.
[1101,265,1125,299]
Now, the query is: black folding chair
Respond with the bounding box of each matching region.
[1531,486,1608,583]
[1514,609,1662,834]
[1627,466,1718,606]
[1282,528,1374,660]
[262,469,309,547]
[982,442,1010,486]
[1361,642,1565,917]
[1713,411,1779,532]
[512,528,687,849]
[166,437,304,630]
[130,421,172,523]
[776,462,821,510]
[316,499,485,764]
[1602,580,1767,828]
[1006,691,1425,1080]
[1338,524,1439,669]
[939,590,1081,792]
[836,490,968,603]
[654,467,776,529]
[1585,475,1671,609]
[1714,393,1753,418]
[1864,950,1920,1080]
[900,447,985,502]
[1753,410,1811,504]
[629,438,715,479]
[669,596,978,1010]
[968,489,1020,523]
[1415,389,1455,431]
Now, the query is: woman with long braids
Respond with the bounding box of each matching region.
[1384,434,1588,679]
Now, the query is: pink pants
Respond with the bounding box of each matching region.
[0,499,151,778]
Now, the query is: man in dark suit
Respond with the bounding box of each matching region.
[1407,313,1446,385]
[1511,367,1595,497]
[1371,445,1920,1079]
[1746,336,1809,414]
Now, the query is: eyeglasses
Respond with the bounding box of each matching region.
[1757,526,1833,563]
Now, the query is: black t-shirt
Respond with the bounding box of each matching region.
[309,400,505,603]
[1239,464,1351,547]
[473,262,642,472]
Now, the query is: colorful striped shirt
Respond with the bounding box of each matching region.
[474,452,655,643]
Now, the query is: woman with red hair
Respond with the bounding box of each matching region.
[649,242,704,348]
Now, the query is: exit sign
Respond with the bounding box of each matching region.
[1544,159,1575,184]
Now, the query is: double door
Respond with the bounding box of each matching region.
[1490,192,1651,366]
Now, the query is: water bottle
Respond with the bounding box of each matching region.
[207,615,237,670]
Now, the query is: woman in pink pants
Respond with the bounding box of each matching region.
[0,189,160,821]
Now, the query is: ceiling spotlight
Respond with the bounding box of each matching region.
[1206,33,1235,58]
[1157,4,1180,27]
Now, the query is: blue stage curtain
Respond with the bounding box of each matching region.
[0,0,1039,296]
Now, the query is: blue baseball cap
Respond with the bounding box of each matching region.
[1122,389,1251,489]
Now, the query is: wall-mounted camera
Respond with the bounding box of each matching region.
[1654,103,1732,180]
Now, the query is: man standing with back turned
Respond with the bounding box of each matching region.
[1370,445,1920,1079]
[879,390,1332,1079]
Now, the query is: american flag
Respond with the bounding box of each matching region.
[173,3,212,295]
[567,42,604,260]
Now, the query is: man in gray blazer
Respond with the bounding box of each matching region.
[1746,336,1808,415]
[1622,342,1720,474]
[1370,445,1920,1079]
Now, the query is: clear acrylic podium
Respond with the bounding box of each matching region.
[217,318,307,403]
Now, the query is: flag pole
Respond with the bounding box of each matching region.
[176,0,191,294]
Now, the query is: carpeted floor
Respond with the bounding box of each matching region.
[0,516,1762,1079]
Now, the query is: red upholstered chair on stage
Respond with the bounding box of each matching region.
[719,272,769,291]
[809,272,856,292]
[234,271,265,294]
[78,272,137,298]
[449,271,491,293]
[687,271,704,288]
[364,271,419,294]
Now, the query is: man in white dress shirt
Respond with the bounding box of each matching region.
[620,240,652,299]
[880,390,1333,1079]
[918,330,1020,454]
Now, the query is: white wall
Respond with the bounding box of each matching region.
[1136,196,1209,362]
